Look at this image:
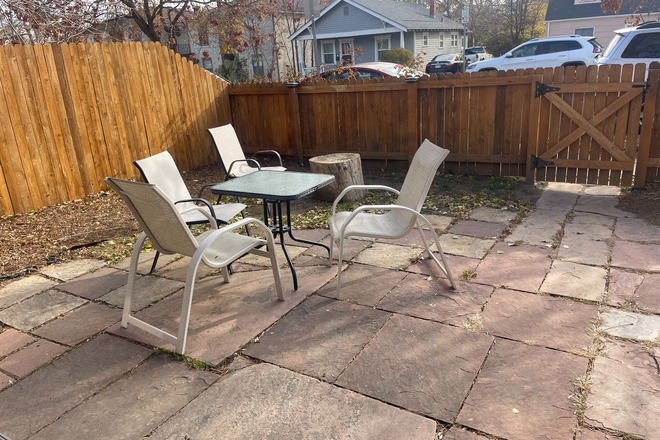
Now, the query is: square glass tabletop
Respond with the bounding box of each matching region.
[210,171,335,201]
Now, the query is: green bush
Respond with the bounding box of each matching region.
[379,48,414,64]
[217,58,249,84]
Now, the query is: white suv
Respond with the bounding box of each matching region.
[466,35,602,72]
[597,22,660,77]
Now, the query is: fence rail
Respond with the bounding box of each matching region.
[1,41,659,216]
[0,42,231,216]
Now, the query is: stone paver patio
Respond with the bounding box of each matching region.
[1,182,660,439]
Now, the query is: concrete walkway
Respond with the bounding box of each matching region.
[0,182,659,439]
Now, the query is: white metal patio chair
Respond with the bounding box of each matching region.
[104,177,283,355]
[328,139,456,297]
[134,150,247,272]
[208,124,286,179]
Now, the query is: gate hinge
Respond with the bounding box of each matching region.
[530,155,555,169]
[535,81,561,98]
[632,81,649,91]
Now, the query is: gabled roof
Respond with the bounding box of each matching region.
[289,0,463,41]
[546,0,660,21]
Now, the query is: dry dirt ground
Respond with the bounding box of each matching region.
[1,157,655,282]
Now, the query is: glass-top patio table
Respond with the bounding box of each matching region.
[210,170,335,291]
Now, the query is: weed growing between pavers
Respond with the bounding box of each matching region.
[154,348,219,372]
[460,313,483,333]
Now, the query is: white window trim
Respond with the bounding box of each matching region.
[423,32,429,47]
[574,26,595,37]
[338,38,354,61]
[439,33,444,48]
[375,36,391,61]
[321,39,336,65]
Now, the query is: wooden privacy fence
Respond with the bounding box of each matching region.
[230,64,660,188]
[0,42,231,216]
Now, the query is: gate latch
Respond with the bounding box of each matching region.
[535,81,561,98]
[530,155,555,169]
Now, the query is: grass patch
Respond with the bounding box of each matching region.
[154,348,216,371]
[460,313,483,332]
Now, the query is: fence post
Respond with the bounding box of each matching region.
[525,73,543,184]
[635,63,660,188]
[287,82,304,164]
[407,77,419,166]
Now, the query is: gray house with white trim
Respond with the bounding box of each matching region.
[288,0,465,72]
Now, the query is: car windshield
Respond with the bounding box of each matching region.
[432,54,455,61]
[602,33,624,58]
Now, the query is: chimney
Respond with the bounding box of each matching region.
[429,1,437,18]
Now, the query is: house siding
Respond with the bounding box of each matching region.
[315,1,385,35]
[546,14,660,46]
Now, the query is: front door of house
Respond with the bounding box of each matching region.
[340,39,354,64]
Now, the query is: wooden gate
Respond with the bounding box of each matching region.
[530,64,647,187]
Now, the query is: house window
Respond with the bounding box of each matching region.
[252,56,264,77]
[451,33,459,47]
[339,39,354,63]
[202,57,213,71]
[344,6,349,15]
[439,34,444,48]
[423,32,429,47]
[574,27,595,37]
[322,41,335,64]
[376,36,390,61]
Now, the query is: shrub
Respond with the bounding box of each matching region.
[217,57,249,83]
[379,48,414,64]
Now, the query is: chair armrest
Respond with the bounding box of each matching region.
[175,198,218,228]
[252,150,283,167]
[227,159,261,179]
[331,185,400,215]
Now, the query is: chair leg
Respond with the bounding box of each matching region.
[123,233,148,327]
[221,266,230,283]
[336,236,345,299]
[149,250,160,274]
[175,253,204,355]
[426,226,457,289]
[268,249,284,301]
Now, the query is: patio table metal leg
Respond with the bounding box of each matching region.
[285,200,331,258]
[275,201,297,291]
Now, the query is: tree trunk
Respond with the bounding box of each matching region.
[309,153,366,202]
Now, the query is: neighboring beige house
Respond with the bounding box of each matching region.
[545,0,660,46]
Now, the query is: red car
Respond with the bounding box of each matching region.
[319,62,402,80]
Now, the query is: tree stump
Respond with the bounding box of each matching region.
[309,153,366,202]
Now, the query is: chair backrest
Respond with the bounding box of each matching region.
[208,124,246,174]
[104,177,199,257]
[397,139,449,212]
[134,151,194,212]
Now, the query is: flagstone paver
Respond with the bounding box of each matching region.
[150,363,437,440]
[576,429,621,440]
[304,236,371,260]
[316,263,406,306]
[434,235,495,259]
[99,275,184,311]
[505,209,568,246]
[377,228,436,247]
[353,242,423,269]
[0,371,11,391]
[607,268,644,307]
[585,186,620,196]
[0,339,67,378]
[572,212,615,228]
[407,254,481,280]
[0,276,58,310]
[0,335,152,440]
[0,290,88,331]
[244,295,390,382]
[541,261,606,301]
[153,255,223,281]
[108,265,337,365]
[285,228,330,246]
[635,274,660,310]
[56,267,132,300]
[0,329,36,358]
[611,241,660,271]
[33,302,122,346]
[601,309,660,341]
[443,428,490,440]
[456,338,588,440]
[469,207,517,224]
[585,340,660,439]
[574,194,631,218]
[113,251,180,274]
[415,213,454,231]
[30,355,218,440]
[377,275,493,325]
[475,243,553,292]
[39,259,106,281]
[481,289,597,352]
[558,224,611,266]
[535,186,579,211]
[615,217,660,242]
[336,314,493,422]
[239,245,307,268]
[449,220,505,238]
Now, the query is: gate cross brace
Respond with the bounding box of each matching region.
[539,91,640,163]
